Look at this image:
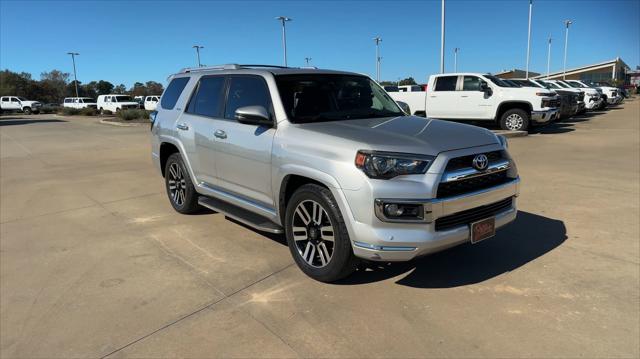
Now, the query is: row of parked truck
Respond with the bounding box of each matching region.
[386,73,624,131]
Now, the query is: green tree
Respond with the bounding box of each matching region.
[40,70,69,102]
[398,77,417,86]
[129,82,146,96]
[145,81,163,95]
[113,84,126,94]
[96,80,114,95]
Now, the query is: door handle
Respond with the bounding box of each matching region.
[461,95,469,98]
[214,130,227,139]
[176,123,189,131]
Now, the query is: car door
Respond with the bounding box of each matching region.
[213,75,276,208]
[427,75,459,118]
[1,97,12,110]
[177,75,227,187]
[459,75,494,119]
[10,97,22,111]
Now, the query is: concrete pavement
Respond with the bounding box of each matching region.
[1,101,638,358]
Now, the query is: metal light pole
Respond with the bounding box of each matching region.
[192,45,204,67]
[563,20,572,79]
[373,36,382,82]
[546,36,552,79]
[275,16,292,67]
[67,52,79,98]
[453,48,460,72]
[525,0,532,78]
[304,57,312,66]
[440,0,445,73]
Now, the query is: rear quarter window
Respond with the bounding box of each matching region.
[434,76,458,91]
[161,77,190,110]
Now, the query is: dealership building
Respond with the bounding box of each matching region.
[496,58,632,84]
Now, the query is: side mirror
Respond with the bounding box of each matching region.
[396,101,411,115]
[479,81,490,92]
[234,106,272,126]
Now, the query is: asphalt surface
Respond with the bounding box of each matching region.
[1,101,639,358]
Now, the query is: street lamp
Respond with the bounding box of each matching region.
[192,45,204,67]
[67,52,80,98]
[563,20,573,79]
[525,0,533,78]
[304,57,312,66]
[373,36,382,82]
[453,47,460,72]
[275,16,292,67]
[440,0,445,73]
[546,36,552,79]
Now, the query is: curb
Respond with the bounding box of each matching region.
[492,130,528,138]
[99,119,147,127]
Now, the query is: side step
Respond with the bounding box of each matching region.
[197,196,284,234]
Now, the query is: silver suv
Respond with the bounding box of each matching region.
[151,64,520,282]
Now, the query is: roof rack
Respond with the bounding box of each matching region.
[179,64,292,73]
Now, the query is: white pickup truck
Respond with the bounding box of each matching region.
[0,96,42,114]
[389,73,559,131]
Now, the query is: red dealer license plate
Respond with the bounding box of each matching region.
[470,217,496,244]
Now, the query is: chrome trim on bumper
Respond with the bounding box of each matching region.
[374,177,520,223]
[531,108,558,123]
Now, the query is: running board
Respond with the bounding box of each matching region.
[198,196,284,234]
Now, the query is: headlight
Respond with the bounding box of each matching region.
[355,151,434,179]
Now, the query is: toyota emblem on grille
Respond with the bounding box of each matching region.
[472,154,489,171]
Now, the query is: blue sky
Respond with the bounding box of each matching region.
[1,0,638,87]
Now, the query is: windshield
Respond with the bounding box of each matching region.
[484,75,511,87]
[275,74,405,123]
[503,80,522,87]
[513,79,541,88]
[82,98,95,102]
[539,80,559,89]
[17,97,27,101]
[114,96,133,102]
[566,81,586,88]
[555,81,572,89]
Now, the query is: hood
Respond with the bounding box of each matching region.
[21,100,41,106]
[511,87,555,97]
[295,116,499,156]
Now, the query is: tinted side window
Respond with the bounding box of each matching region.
[224,76,272,120]
[186,76,226,117]
[462,76,482,91]
[161,77,190,110]
[434,76,458,91]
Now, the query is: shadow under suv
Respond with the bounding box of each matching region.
[150,64,520,282]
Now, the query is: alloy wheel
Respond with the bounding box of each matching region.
[168,162,187,206]
[505,114,524,131]
[291,200,335,268]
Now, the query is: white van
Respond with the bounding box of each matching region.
[63,97,97,109]
[96,95,139,114]
[144,95,161,111]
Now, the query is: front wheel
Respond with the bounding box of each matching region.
[285,184,358,282]
[164,153,201,214]
[499,109,530,131]
[22,107,32,115]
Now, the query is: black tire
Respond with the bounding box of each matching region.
[164,152,201,214]
[99,108,104,115]
[499,108,530,131]
[23,107,32,115]
[284,184,358,282]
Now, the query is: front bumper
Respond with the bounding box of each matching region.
[531,108,558,124]
[349,178,520,262]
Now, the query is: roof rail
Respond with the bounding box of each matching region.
[179,64,297,74]
[179,64,241,73]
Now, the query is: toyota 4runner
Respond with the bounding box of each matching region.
[151,64,520,282]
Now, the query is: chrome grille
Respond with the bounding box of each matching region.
[437,171,513,198]
[435,197,513,231]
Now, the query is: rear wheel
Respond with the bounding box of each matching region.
[164,153,201,214]
[285,184,358,282]
[499,108,530,131]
